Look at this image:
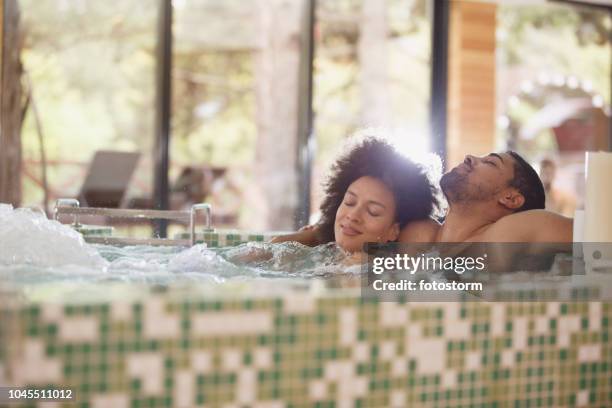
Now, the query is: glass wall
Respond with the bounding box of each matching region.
[19,0,433,230]
[20,0,158,215]
[496,2,611,215]
[311,0,432,222]
[170,0,307,231]
[20,0,311,232]
[170,0,433,230]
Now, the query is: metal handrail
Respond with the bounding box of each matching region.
[53,198,81,226]
[190,203,213,245]
[53,199,214,246]
[55,206,189,220]
[85,236,191,247]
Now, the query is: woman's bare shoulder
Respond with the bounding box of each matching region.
[270,227,321,246]
[398,218,441,243]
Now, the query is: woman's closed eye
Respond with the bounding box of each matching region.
[344,199,356,206]
[343,200,380,216]
[367,206,383,217]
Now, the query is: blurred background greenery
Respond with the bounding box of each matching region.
[12,0,611,231]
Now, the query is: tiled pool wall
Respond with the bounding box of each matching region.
[2,292,611,408]
[187,230,276,248]
[78,227,278,247]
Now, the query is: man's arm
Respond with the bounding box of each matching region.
[490,210,573,243]
[270,225,322,246]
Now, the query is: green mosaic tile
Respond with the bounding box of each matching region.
[3,295,612,407]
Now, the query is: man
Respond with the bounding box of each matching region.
[399,152,573,243]
[274,151,573,245]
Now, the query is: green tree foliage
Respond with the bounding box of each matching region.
[499,3,610,101]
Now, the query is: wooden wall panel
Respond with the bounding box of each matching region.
[447,1,497,168]
[0,0,23,206]
[1,0,4,107]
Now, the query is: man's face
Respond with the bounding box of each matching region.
[440,152,515,204]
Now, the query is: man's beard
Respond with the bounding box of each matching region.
[440,169,499,204]
[440,170,468,203]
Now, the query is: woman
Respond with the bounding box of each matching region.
[272,136,440,254]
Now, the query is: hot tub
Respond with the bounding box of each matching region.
[1,205,611,407]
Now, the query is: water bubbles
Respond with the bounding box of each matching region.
[168,244,240,275]
[0,206,363,291]
[0,205,107,269]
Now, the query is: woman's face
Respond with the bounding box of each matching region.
[334,176,399,253]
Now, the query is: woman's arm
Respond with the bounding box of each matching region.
[270,225,322,246]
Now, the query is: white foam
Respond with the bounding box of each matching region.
[0,205,107,268]
[168,244,250,277]
[0,205,362,286]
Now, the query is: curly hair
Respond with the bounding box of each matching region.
[316,136,441,243]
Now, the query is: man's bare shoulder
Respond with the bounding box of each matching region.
[496,209,572,226]
[481,210,573,242]
[398,218,441,243]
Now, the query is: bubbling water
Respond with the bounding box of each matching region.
[0,205,360,287]
[0,204,107,268]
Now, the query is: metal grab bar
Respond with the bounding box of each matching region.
[190,203,213,246]
[54,198,81,226]
[85,236,191,247]
[53,199,214,246]
[54,206,190,221]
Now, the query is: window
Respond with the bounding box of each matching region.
[496,2,611,214]
[312,0,432,221]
